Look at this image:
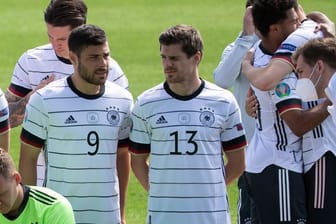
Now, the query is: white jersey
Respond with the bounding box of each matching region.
[21,77,133,224]
[9,43,129,186]
[9,43,128,97]
[130,80,247,224]
[246,42,303,173]
[274,19,323,68]
[302,99,336,173]
[0,89,9,134]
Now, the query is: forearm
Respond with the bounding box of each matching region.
[5,91,32,128]
[0,131,10,152]
[19,142,40,185]
[130,154,149,191]
[224,148,245,186]
[243,59,294,91]
[117,147,131,223]
[282,100,330,137]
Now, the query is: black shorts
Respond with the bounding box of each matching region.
[237,172,253,224]
[304,151,336,224]
[246,165,307,223]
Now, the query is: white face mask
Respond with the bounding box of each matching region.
[327,105,336,125]
[325,73,336,104]
[296,63,320,101]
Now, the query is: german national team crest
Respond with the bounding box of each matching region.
[199,107,215,127]
[275,82,291,98]
[106,106,120,126]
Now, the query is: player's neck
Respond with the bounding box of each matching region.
[7,184,24,217]
[167,77,202,96]
[70,74,102,95]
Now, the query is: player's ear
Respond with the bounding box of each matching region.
[69,51,78,65]
[269,24,279,33]
[316,59,324,73]
[194,51,202,65]
[13,171,21,184]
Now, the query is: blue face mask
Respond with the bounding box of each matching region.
[296,63,320,101]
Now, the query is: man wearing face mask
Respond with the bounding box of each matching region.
[292,37,336,224]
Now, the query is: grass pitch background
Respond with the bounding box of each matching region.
[1,1,334,223]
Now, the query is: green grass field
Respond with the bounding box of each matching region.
[1,1,335,223]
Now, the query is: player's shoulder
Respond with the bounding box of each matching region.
[28,185,65,205]
[203,80,236,102]
[23,43,54,57]
[34,78,68,97]
[135,83,166,104]
[283,20,321,45]
[105,80,132,98]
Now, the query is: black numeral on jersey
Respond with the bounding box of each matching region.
[87,131,99,155]
[170,130,198,155]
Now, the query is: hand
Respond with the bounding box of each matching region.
[245,87,258,118]
[242,48,254,75]
[315,23,335,38]
[35,74,55,91]
[242,6,255,36]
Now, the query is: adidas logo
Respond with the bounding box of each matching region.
[156,115,168,124]
[64,115,77,124]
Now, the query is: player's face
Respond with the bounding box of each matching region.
[76,42,110,86]
[0,174,19,215]
[278,8,300,42]
[295,55,314,79]
[160,44,199,84]
[46,24,72,59]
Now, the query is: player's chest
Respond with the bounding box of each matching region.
[46,98,125,128]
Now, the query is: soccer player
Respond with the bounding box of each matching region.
[214,0,258,141]
[292,37,336,223]
[129,24,247,224]
[0,89,9,152]
[213,1,257,223]
[6,0,129,187]
[241,1,328,223]
[242,11,334,91]
[19,24,133,224]
[0,148,76,223]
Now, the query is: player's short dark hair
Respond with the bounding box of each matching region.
[252,0,297,37]
[292,37,336,69]
[44,0,87,29]
[68,24,107,56]
[0,148,15,179]
[159,24,203,58]
[246,0,254,8]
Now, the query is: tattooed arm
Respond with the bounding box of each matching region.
[5,75,55,128]
[5,91,32,128]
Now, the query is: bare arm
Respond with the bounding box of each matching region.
[5,91,31,128]
[0,131,10,152]
[224,147,245,186]
[245,87,258,118]
[19,141,41,185]
[281,99,330,137]
[117,146,131,224]
[130,153,149,191]
[5,75,55,128]
[242,52,294,91]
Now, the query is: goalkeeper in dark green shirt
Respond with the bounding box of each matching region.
[0,148,75,223]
